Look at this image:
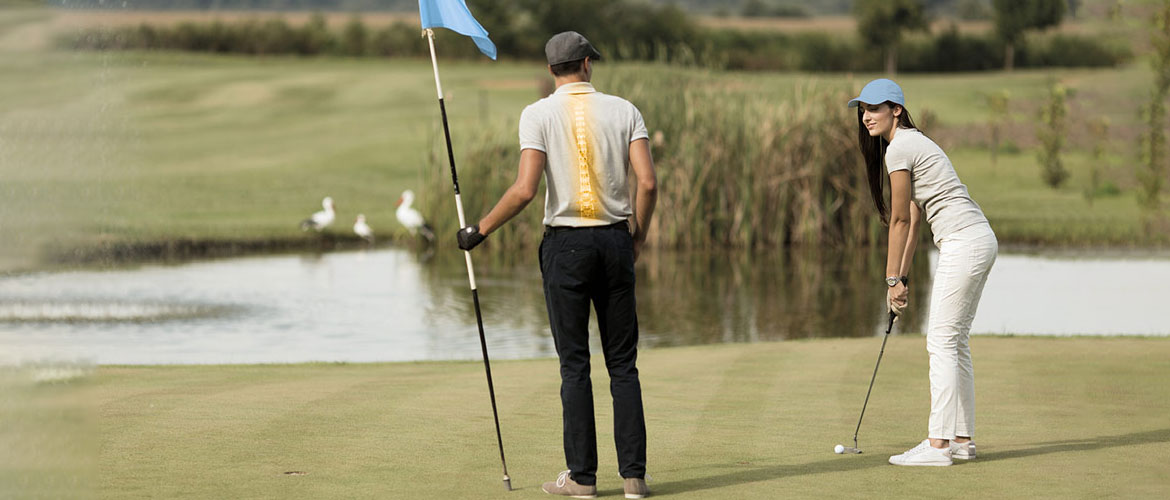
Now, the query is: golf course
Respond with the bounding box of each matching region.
[2,1,1170,498]
[7,337,1169,498]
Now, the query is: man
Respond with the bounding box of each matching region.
[456,31,658,500]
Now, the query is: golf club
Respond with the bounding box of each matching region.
[425,29,511,491]
[837,311,897,455]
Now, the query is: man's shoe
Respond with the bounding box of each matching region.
[951,440,976,460]
[888,439,953,466]
[623,477,650,499]
[542,470,597,499]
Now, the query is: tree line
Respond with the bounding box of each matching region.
[61,0,1127,73]
[855,0,1071,73]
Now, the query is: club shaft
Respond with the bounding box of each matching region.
[852,312,897,449]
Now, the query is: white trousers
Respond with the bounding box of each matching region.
[926,222,997,440]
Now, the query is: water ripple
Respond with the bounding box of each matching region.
[0,300,239,323]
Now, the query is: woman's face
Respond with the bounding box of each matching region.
[860,102,901,139]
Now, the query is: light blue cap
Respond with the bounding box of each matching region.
[847,78,905,108]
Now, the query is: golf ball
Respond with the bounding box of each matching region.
[834,444,845,454]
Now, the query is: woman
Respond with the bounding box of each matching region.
[848,79,998,467]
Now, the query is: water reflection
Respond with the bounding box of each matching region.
[0,247,1166,365]
[630,248,930,345]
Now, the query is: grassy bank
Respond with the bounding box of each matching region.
[0,50,545,271]
[6,336,1169,498]
[3,10,1168,271]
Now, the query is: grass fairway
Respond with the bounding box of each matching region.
[0,49,545,269]
[11,336,1163,498]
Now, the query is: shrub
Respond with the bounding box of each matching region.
[339,17,368,57]
[1037,81,1071,189]
[54,5,1132,73]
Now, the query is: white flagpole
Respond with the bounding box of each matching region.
[423,28,511,491]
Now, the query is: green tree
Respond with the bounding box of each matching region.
[517,0,697,63]
[993,0,1065,71]
[1037,81,1071,188]
[1107,0,1123,21]
[853,0,929,75]
[957,0,992,20]
[301,12,332,55]
[340,16,367,56]
[982,90,1010,169]
[742,0,769,17]
[1138,1,1170,211]
[1085,117,1110,206]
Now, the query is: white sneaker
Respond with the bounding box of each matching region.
[951,440,976,460]
[889,439,953,466]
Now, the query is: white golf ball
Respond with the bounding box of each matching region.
[834,444,845,454]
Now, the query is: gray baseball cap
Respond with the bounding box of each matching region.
[545,31,602,65]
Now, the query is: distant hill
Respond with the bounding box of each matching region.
[656,0,984,16]
[654,0,851,15]
[48,0,982,16]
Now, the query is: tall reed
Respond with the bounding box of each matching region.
[422,65,884,254]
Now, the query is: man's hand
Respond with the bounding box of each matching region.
[456,225,486,251]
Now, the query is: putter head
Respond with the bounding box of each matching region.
[842,446,862,454]
[503,475,512,491]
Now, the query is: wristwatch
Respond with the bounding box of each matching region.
[886,276,909,287]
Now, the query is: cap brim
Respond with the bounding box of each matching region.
[847,98,863,107]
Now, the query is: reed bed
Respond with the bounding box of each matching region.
[422,65,886,253]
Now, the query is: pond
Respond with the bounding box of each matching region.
[1,247,1167,365]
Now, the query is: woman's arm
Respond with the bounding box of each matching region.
[899,201,922,277]
[886,170,913,278]
[891,201,922,306]
[886,171,912,311]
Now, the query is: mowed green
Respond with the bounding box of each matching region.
[10,336,1168,498]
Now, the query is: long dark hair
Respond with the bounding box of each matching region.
[857,103,918,225]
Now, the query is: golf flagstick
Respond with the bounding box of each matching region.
[424,28,511,491]
[846,311,898,454]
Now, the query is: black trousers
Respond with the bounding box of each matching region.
[539,222,646,486]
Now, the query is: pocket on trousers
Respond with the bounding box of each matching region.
[549,246,597,290]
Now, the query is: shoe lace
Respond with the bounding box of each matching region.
[906,441,932,455]
[556,470,570,488]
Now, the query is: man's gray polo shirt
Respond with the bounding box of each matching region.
[519,82,649,227]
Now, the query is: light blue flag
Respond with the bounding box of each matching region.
[419,0,497,60]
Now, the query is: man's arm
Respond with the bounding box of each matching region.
[629,138,657,259]
[477,148,546,235]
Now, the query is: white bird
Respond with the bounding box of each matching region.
[300,196,335,232]
[395,190,435,243]
[353,214,374,243]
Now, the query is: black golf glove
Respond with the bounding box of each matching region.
[456,225,486,251]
